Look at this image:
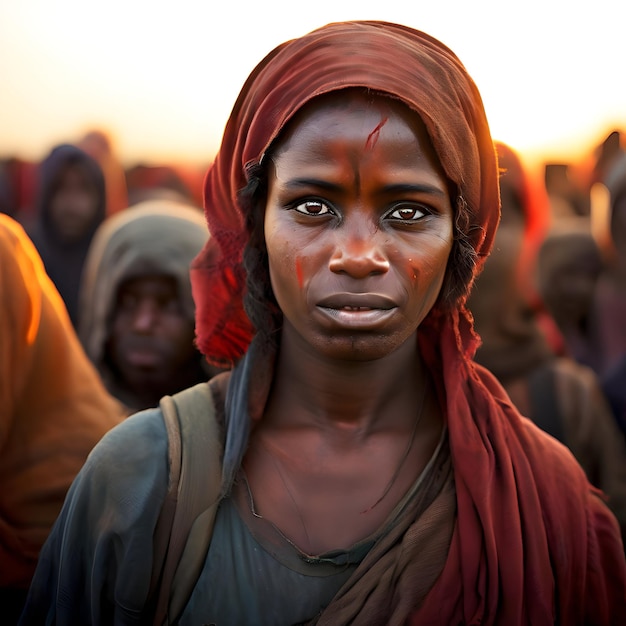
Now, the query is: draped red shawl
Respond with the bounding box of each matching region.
[190,21,625,624]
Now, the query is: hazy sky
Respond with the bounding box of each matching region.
[0,0,623,169]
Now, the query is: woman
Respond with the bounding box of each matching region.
[0,215,125,624]
[20,21,625,625]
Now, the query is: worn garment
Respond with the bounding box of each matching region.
[180,427,453,625]
[78,199,210,412]
[19,356,455,625]
[187,486,361,624]
[19,336,625,625]
[186,21,625,624]
[0,216,125,599]
[26,143,108,327]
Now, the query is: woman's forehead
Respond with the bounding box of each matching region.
[278,89,425,136]
[269,89,441,169]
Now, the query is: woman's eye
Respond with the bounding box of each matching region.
[293,200,332,216]
[387,205,427,221]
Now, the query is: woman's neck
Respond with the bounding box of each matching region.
[265,326,426,437]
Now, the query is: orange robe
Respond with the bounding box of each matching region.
[0,214,125,589]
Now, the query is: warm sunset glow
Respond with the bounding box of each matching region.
[1,0,624,171]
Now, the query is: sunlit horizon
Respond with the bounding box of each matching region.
[1,0,624,176]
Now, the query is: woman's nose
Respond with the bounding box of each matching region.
[328,220,390,278]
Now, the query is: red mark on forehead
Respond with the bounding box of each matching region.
[364,117,388,151]
[295,257,304,289]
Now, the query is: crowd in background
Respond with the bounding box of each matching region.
[1,122,625,621]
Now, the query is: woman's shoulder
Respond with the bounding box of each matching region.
[78,407,169,501]
[88,406,168,462]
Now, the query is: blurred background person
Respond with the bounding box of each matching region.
[78,199,222,414]
[0,157,38,226]
[536,216,605,373]
[588,130,624,191]
[78,129,129,217]
[0,214,125,624]
[468,142,626,540]
[26,143,108,329]
[602,356,626,440]
[125,163,197,206]
[589,150,626,442]
[588,151,626,378]
[544,162,590,219]
[0,162,14,217]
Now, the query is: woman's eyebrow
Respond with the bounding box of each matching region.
[281,178,344,193]
[379,183,448,198]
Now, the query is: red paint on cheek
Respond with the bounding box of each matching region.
[406,259,417,282]
[295,257,304,289]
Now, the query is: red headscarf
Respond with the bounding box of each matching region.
[191,20,625,625]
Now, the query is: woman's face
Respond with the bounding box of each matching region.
[264,91,454,361]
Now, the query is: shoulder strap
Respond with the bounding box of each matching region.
[528,362,566,443]
[150,379,224,625]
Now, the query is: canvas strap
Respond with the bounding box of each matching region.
[150,380,224,625]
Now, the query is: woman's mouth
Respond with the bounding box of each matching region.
[316,296,397,328]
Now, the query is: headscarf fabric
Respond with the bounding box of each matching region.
[191,20,625,625]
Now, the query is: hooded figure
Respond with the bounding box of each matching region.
[78,199,216,413]
[27,143,107,328]
[0,214,125,623]
[20,21,625,626]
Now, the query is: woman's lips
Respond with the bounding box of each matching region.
[316,292,397,310]
[315,293,398,328]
